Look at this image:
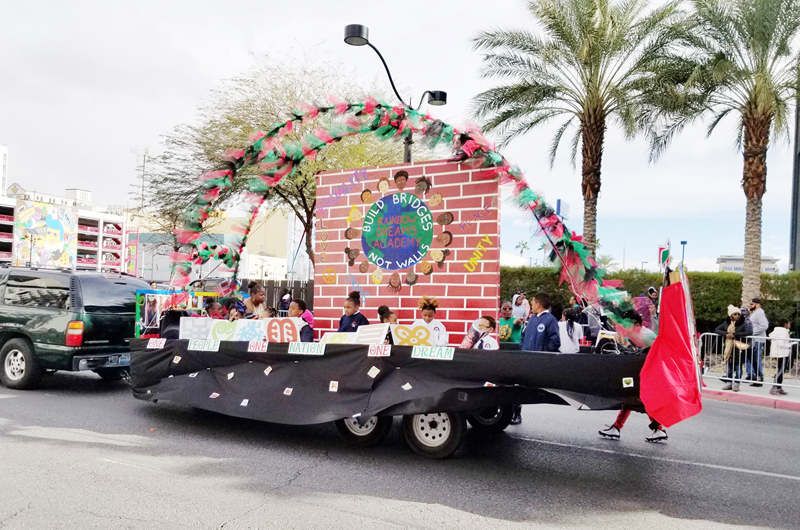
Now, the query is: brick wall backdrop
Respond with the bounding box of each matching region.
[313,160,500,345]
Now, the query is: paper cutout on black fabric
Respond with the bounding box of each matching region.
[283,388,293,396]
[209,393,220,399]
[227,372,234,380]
[329,381,339,392]
[392,325,433,346]
[402,383,412,390]
[172,356,182,364]
[264,366,272,376]
[367,366,381,378]
[240,399,249,407]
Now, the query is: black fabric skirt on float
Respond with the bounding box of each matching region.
[130,340,647,425]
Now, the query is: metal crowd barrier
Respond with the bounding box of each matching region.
[698,332,800,390]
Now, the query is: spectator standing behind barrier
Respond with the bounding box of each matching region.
[498,301,523,344]
[521,293,560,352]
[558,308,583,353]
[288,299,314,342]
[647,287,660,332]
[747,298,768,387]
[511,291,531,320]
[768,318,792,396]
[715,305,752,392]
[338,291,369,332]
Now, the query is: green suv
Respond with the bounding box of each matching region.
[0,267,150,389]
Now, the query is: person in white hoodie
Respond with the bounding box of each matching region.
[768,318,793,396]
[413,296,449,347]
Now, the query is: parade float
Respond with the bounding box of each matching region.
[130,98,702,458]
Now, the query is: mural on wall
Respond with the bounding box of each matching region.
[314,162,501,342]
[13,200,78,268]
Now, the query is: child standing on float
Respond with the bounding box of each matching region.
[412,296,449,346]
[337,291,369,332]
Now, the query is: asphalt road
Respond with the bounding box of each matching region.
[1,372,798,530]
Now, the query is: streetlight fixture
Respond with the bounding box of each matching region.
[641,261,648,271]
[680,241,687,264]
[344,24,447,163]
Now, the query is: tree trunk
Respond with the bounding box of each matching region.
[740,112,770,305]
[580,108,606,259]
[304,218,316,266]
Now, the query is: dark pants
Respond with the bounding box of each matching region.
[613,410,662,431]
[774,357,788,389]
[722,351,743,384]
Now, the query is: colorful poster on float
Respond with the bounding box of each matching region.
[313,161,501,343]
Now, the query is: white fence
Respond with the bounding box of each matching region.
[698,333,799,390]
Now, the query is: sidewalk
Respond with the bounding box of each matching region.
[702,376,800,412]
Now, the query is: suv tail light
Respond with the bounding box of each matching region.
[66,321,84,347]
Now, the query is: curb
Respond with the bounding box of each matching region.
[702,389,800,412]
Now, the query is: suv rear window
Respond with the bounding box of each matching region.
[4,272,71,309]
[78,275,151,314]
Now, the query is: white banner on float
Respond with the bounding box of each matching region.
[179,317,305,342]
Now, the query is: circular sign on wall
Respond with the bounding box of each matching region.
[360,192,434,271]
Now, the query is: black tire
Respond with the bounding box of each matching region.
[0,338,44,390]
[402,411,466,459]
[335,416,393,447]
[94,367,129,381]
[467,405,514,434]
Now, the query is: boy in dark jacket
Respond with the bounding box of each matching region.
[521,293,561,352]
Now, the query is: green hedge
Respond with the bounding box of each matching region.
[500,267,800,333]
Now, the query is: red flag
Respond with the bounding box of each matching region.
[640,282,702,427]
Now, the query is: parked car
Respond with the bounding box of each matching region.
[0,267,150,389]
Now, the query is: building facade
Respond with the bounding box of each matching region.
[0,145,8,198]
[716,255,781,274]
[0,195,125,273]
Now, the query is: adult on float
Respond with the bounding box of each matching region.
[413,296,449,347]
[511,291,531,320]
[244,282,269,318]
[288,299,314,342]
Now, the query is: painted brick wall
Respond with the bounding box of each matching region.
[314,160,500,345]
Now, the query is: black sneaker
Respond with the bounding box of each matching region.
[510,413,522,425]
[750,382,763,387]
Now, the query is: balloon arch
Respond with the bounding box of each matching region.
[170,96,620,307]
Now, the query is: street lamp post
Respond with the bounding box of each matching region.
[790,101,800,271]
[680,241,687,264]
[344,24,447,163]
[641,261,648,271]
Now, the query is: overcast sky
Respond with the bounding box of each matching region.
[0,0,795,273]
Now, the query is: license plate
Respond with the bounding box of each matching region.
[119,354,130,366]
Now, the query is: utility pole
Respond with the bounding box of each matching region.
[131,147,149,211]
[790,101,800,270]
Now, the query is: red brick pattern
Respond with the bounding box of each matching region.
[314,160,501,344]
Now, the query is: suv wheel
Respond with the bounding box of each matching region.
[0,339,44,390]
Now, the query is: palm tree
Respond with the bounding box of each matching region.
[650,0,800,303]
[515,240,530,257]
[472,0,681,257]
[596,254,620,271]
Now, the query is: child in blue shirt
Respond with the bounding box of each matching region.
[337,291,369,332]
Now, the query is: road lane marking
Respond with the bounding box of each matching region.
[7,426,152,447]
[101,458,177,476]
[510,435,800,482]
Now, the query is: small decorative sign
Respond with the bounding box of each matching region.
[411,346,455,361]
[209,392,220,399]
[264,366,273,376]
[283,387,293,396]
[367,345,392,357]
[320,332,357,344]
[187,339,220,352]
[240,399,249,407]
[248,341,269,353]
[401,383,413,391]
[172,356,182,364]
[227,372,235,380]
[147,338,166,349]
[287,342,326,356]
[622,377,634,388]
[367,366,381,379]
[329,381,339,392]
